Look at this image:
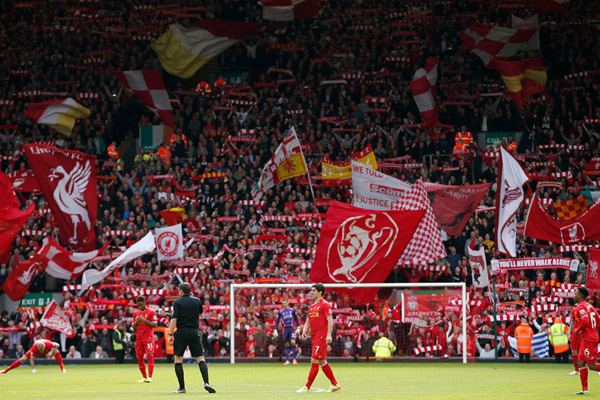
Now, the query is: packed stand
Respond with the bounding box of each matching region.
[1,0,600,361]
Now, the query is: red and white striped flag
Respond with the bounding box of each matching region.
[114,70,174,127]
[410,57,439,128]
[460,22,538,66]
[261,0,319,21]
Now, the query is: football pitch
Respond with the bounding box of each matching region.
[0,361,593,399]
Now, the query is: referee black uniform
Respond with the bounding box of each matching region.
[170,283,215,394]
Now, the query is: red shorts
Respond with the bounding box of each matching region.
[24,348,41,359]
[578,340,599,364]
[572,335,581,352]
[311,337,327,360]
[136,338,154,356]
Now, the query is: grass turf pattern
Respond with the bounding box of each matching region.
[0,362,590,399]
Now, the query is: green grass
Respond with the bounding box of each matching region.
[0,361,594,399]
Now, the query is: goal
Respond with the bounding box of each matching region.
[229,282,468,364]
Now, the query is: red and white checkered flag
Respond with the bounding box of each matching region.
[114,70,174,127]
[392,180,446,265]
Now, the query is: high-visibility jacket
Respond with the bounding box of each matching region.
[158,327,174,355]
[507,140,517,152]
[170,133,188,148]
[515,323,533,354]
[548,323,569,354]
[455,131,473,147]
[107,144,119,159]
[112,329,124,351]
[372,337,396,358]
[157,146,171,165]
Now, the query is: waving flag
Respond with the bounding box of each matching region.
[491,58,546,108]
[152,21,263,79]
[0,171,34,263]
[554,195,589,222]
[310,201,424,303]
[40,301,75,338]
[23,98,90,136]
[410,57,439,128]
[155,224,184,261]
[508,332,549,358]
[1,237,107,300]
[252,127,308,200]
[322,145,378,187]
[261,0,319,21]
[531,0,569,13]
[23,144,97,251]
[114,70,174,127]
[496,147,529,257]
[511,14,540,52]
[460,22,538,66]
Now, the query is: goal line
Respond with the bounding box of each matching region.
[229,282,468,364]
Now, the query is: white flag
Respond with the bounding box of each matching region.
[80,231,155,291]
[351,161,411,210]
[468,247,490,288]
[511,14,540,52]
[496,147,529,257]
[251,127,308,200]
[40,300,75,338]
[155,224,184,261]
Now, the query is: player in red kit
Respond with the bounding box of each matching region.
[0,339,65,374]
[133,296,158,383]
[296,283,340,393]
[572,287,600,395]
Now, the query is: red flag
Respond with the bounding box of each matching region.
[310,201,424,303]
[587,249,600,291]
[424,182,492,236]
[159,209,184,226]
[0,241,51,301]
[410,57,439,128]
[525,195,600,244]
[40,300,75,338]
[23,144,98,251]
[0,171,35,263]
[8,169,41,193]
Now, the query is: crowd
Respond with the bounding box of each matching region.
[2,0,600,361]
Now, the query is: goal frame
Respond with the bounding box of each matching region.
[229,282,468,364]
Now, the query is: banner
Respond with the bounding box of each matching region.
[490,257,579,274]
[496,147,529,257]
[401,292,462,323]
[424,182,491,236]
[525,194,600,244]
[155,224,183,261]
[586,249,600,291]
[252,127,308,200]
[321,145,378,187]
[351,161,411,210]
[468,247,490,288]
[310,201,424,303]
[23,144,97,251]
[40,300,75,338]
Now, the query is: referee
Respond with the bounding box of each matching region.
[168,282,216,394]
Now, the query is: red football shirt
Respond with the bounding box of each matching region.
[35,339,55,355]
[133,308,157,341]
[308,298,332,339]
[573,301,600,343]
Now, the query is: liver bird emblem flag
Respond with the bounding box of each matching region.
[24,144,97,251]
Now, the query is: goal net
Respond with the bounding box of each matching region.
[229,282,468,364]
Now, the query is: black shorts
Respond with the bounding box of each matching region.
[173,329,204,357]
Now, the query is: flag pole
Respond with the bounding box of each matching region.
[294,126,316,203]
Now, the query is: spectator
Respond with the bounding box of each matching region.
[66,345,82,359]
[90,346,109,359]
[372,332,396,361]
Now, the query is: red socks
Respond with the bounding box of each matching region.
[580,367,589,392]
[147,355,155,378]
[3,359,22,373]
[306,363,319,389]
[55,352,64,370]
[137,356,147,379]
[573,355,579,372]
[321,362,337,386]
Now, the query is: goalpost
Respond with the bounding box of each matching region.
[229,282,468,364]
